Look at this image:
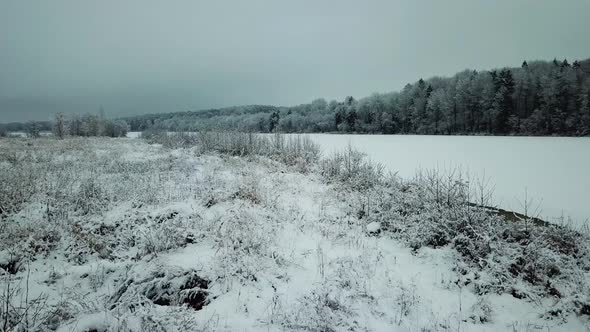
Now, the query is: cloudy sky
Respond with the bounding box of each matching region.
[1,0,590,122]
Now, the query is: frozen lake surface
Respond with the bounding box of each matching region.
[301,134,590,227]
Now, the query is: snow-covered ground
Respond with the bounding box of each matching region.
[128,132,590,226]
[294,134,590,227]
[1,136,588,331]
[126,131,142,139]
[4,131,53,138]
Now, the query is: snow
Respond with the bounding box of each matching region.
[56,312,111,332]
[366,221,381,233]
[126,131,142,138]
[3,137,586,331]
[297,134,590,227]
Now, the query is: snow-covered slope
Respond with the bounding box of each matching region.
[291,133,590,226]
[0,137,588,331]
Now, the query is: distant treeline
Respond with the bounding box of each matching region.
[3,58,590,137]
[51,113,128,138]
[121,58,590,136]
[0,113,128,138]
[0,121,52,136]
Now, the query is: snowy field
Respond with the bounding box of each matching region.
[2,135,588,331]
[294,134,590,227]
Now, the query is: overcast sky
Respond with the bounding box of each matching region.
[1,0,590,122]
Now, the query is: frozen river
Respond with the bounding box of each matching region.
[301,134,590,228]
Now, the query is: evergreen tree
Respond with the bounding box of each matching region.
[573,60,581,69]
[269,111,280,132]
[493,69,515,134]
[346,109,358,131]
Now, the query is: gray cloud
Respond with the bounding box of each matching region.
[1,0,590,122]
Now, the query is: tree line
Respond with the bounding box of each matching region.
[120,58,590,136]
[3,57,589,137]
[0,121,52,137]
[0,113,128,138]
[52,112,128,138]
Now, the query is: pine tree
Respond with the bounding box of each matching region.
[344,96,355,106]
[573,60,581,68]
[493,69,515,134]
[578,83,590,135]
[346,109,358,131]
[335,105,345,129]
[269,111,280,132]
[425,85,433,99]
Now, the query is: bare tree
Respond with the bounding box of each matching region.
[52,113,66,139]
[68,114,82,136]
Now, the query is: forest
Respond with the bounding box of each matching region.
[2,58,590,137]
[121,58,590,136]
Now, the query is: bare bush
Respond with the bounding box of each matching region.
[1,263,54,332]
[73,177,110,216]
[468,296,493,323]
[143,131,321,172]
[0,152,38,218]
[320,144,384,190]
[274,285,354,332]
[394,281,420,325]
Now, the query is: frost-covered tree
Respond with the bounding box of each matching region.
[269,111,280,133]
[26,121,41,138]
[53,112,66,139]
[118,57,590,136]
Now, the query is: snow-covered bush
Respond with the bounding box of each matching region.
[136,211,196,257]
[371,167,590,316]
[110,267,210,311]
[469,296,493,323]
[268,133,321,171]
[1,219,61,262]
[320,144,384,190]
[0,265,56,331]
[273,284,355,332]
[73,177,110,216]
[143,131,321,172]
[319,146,590,317]
[0,150,39,217]
[212,210,279,286]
